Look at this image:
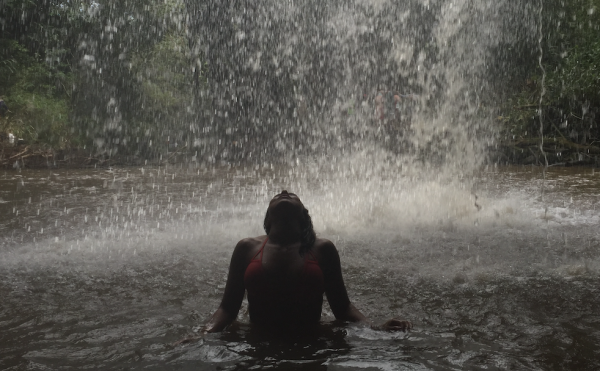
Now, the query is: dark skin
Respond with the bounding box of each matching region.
[175,191,410,344]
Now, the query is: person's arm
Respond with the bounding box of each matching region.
[202,239,251,333]
[319,239,411,331]
[319,240,370,324]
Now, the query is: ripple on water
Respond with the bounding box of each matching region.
[1,166,600,369]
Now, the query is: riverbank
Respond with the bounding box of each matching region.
[1,164,599,370]
[492,138,600,167]
[2,142,599,170]
[0,144,140,169]
[0,143,201,170]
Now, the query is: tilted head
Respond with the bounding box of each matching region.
[263,190,316,253]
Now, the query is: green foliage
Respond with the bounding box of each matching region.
[1,0,204,155]
[0,0,92,148]
[68,0,202,157]
[133,32,193,113]
[0,38,73,148]
[0,40,28,76]
[501,0,600,156]
[545,0,600,102]
[7,92,71,147]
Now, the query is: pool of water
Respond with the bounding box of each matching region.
[1,164,599,370]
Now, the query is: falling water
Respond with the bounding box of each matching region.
[179,1,533,172]
[538,0,549,202]
[70,0,541,173]
[2,1,600,370]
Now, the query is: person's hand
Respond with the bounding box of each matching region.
[172,335,203,346]
[171,328,208,346]
[376,318,412,332]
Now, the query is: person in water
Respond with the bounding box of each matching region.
[197,190,411,335]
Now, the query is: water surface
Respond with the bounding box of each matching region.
[1,165,599,370]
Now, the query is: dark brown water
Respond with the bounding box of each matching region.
[1,164,599,370]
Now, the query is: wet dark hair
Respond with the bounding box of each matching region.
[263,208,316,255]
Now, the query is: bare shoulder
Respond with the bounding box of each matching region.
[232,235,267,262]
[235,236,266,249]
[312,238,339,262]
[313,238,336,251]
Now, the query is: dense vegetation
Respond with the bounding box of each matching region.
[0,0,599,166]
[1,0,197,164]
[499,0,600,165]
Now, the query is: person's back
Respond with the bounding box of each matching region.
[173,190,410,345]
[244,238,324,330]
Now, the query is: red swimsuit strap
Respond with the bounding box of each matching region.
[305,250,318,263]
[252,238,318,266]
[251,238,268,261]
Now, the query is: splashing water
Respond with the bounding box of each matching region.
[2,1,600,370]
